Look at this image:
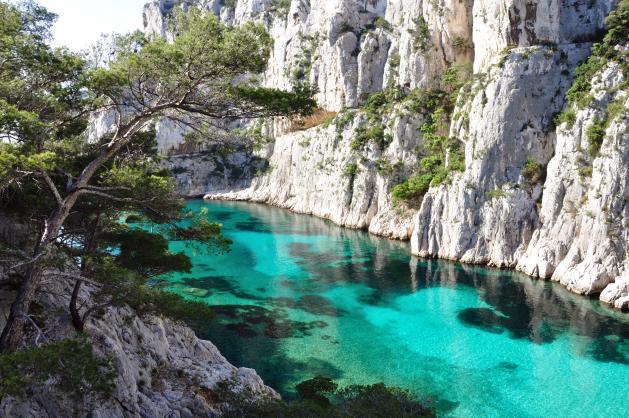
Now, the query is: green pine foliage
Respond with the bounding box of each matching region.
[0,338,115,401]
[217,377,436,418]
[0,0,316,353]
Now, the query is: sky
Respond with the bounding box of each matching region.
[35,0,148,51]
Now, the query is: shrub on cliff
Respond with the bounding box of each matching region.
[0,338,115,402]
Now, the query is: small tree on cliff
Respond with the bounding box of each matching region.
[0,2,316,351]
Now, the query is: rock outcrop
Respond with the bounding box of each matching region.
[411,44,591,267]
[517,59,628,309]
[140,0,627,309]
[0,277,276,417]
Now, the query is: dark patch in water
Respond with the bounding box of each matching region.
[497,361,519,370]
[235,217,271,233]
[212,211,233,221]
[227,323,258,338]
[587,336,629,365]
[265,320,328,339]
[265,295,341,317]
[181,276,236,293]
[212,304,328,340]
[434,399,460,415]
[296,295,340,316]
[457,308,505,334]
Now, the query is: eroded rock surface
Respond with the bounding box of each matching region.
[138,0,627,309]
[0,278,276,417]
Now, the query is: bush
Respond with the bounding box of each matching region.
[586,119,606,156]
[392,173,433,203]
[0,338,115,401]
[486,188,507,200]
[404,89,448,114]
[521,158,545,185]
[554,108,577,128]
[342,163,360,178]
[335,109,356,131]
[374,17,393,31]
[440,62,473,98]
[409,17,431,53]
[124,286,214,327]
[218,377,436,418]
[602,0,628,47]
[351,125,386,150]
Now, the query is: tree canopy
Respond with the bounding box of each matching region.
[0,0,316,353]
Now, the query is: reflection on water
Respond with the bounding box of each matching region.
[159,200,629,418]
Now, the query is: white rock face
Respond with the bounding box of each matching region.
[139,0,627,309]
[208,107,423,239]
[517,61,628,304]
[411,44,591,267]
[166,143,268,197]
[472,0,616,71]
[144,0,472,116]
[0,278,276,417]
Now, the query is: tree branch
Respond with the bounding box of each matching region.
[41,172,63,205]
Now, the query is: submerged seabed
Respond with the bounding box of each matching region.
[159,200,629,418]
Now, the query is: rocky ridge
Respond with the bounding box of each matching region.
[0,275,276,418]
[142,0,627,309]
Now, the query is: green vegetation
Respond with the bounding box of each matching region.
[555,0,628,126]
[348,88,404,151]
[496,46,514,68]
[521,158,546,185]
[391,87,465,206]
[452,35,469,51]
[351,124,387,150]
[486,188,508,200]
[290,33,319,81]
[374,17,393,31]
[0,338,115,401]
[342,64,471,206]
[336,109,356,129]
[553,108,577,128]
[409,16,431,53]
[440,61,473,101]
[389,52,401,68]
[217,377,436,417]
[0,1,315,352]
[222,0,237,9]
[269,0,291,18]
[586,119,607,156]
[342,163,360,177]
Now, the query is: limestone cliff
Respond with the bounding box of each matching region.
[0,276,276,417]
[142,0,627,309]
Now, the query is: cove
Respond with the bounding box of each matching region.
[159,200,629,417]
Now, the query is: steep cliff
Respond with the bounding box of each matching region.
[142,0,628,309]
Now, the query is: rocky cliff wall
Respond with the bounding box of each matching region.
[142,0,627,309]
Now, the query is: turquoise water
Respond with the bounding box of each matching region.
[161,200,629,417]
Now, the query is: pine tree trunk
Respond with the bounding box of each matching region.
[0,201,75,352]
[0,116,149,352]
[69,279,84,332]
